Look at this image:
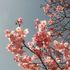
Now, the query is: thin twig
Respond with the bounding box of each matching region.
[23,43,48,70]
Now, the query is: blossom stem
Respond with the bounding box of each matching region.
[49,47,64,70]
[23,43,48,70]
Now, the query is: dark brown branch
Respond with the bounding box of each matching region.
[23,43,48,70]
[44,47,65,70]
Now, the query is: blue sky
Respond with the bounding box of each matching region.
[0,0,48,70]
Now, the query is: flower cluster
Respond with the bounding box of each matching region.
[34,19,51,49]
[42,0,70,43]
[28,19,69,69]
[35,18,47,32]
[5,17,70,70]
[5,18,41,70]
[14,54,40,70]
[5,26,29,54]
[56,5,64,12]
[5,0,70,70]
[43,4,50,13]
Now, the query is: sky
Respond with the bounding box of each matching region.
[0,0,48,70]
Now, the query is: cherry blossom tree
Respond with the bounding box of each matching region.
[5,0,70,70]
[42,0,70,43]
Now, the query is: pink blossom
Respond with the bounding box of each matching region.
[56,5,64,12]
[13,54,40,70]
[35,18,40,29]
[49,27,55,32]
[7,44,14,52]
[43,4,50,13]
[54,40,65,50]
[14,54,20,62]
[31,55,38,61]
[34,47,43,56]
[27,42,34,50]
[24,28,29,35]
[33,31,51,48]
[5,29,11,37]
[7,44,23,54]
[38,20,47,32]
[35,19,47,32]
[48,19,54,25]
[16,17,23,26]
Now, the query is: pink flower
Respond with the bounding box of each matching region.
[48,19,54,25]
[13,47,24,54]
[43,4,50,13]
[7,44,14,52]
[49,27,55,31]
[16,17,23,26]
[5,29,11,37]
[56,5,64,12]
[16,27,22,32]
[33,31,51,48]
[38,20,47,32]
[24,28,29,35]
[27,42,34,50]
[53,40,67,52]
[44,56,52,63]
[35,18,40,24]
[31,55,38,61]
[35,19,47,31]
[7,44,24,54]
[34,47,43,56]
[14,54,20,62]
[49,60,56,69]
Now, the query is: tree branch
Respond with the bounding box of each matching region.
[23,43,48,70]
